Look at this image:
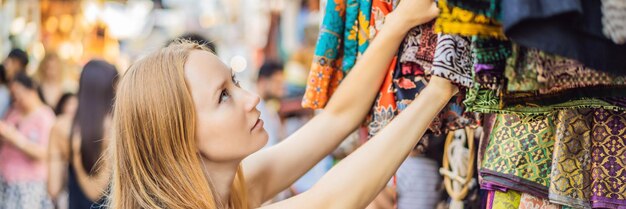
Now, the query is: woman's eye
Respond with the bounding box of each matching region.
[219,89,230,103]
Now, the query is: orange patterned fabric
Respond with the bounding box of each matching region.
[366,0,398,137]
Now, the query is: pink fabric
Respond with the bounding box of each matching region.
[0,106,55,182]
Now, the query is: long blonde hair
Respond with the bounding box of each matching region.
[34,53,67,83]
[109,41,248,209]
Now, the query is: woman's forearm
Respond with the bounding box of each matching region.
[71,148,110,201]
[323,14,411,125]
[11,133,48,160]
[47,126,68,199]
[47,146,66,198]
[311,77,456,209]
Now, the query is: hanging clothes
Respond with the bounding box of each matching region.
[480,113,556,198]
[342,0,371,74]
[588,108,626,209]
[302,0,345,109]
[372,15,481,138]
[430,34,475,88]
[367,0,397,137]
[471,37,511,91]
[463,47,626,115]
[478,109,626,209]
[394,21,442,136]
[398,21,438,72]
[502,47,626,106]
[548,108,594,209]
[302,0,371,109]
[368,58,399,136]
[501,0,626,76]
[463,42,626,115]
[503,45,541,92]
[435,0,510,92]
[549,108,626,209]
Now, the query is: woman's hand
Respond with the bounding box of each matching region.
[0,121,19,146]
[386,0,439,30]
[0,121,48,160]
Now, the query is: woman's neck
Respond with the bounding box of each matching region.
[21,96,43,115]
[200,157,241,207]
[43,76,63,85]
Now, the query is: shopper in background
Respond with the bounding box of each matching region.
[1,49,29,118]
[52,93,78,117]
[0,72,55,209]
[256,60,285,147]
[46,93,77,208]
[47,60,117,209]
[34,53,76,113]
[395,141,443,209]
[2,49,29,82]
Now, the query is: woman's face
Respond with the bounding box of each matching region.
[9,82,31,110]
[43,58,61,80]
[184,50,268,162]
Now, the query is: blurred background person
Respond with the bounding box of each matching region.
[47,60,117,209]
[1,49,29,83]
[34,53,77,113]
[395,141,443,209]
[52,93,78,117]
[0,72,55,209]
[1,49,29,118]
[256,60,285,147]
[46,93,77,209]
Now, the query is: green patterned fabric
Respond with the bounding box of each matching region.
[464,86,622,115]
[504,45,540,92]
[472,37,512,90]
[472,36,512,65]
[464,44,626,114]
[481,113,556,197]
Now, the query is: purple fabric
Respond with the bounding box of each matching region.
[480,169,549,199]
[474,64,496,73]
[590,108,626,208]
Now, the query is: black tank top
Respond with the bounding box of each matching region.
[68,166,101,209]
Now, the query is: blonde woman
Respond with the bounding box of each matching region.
[110,0,452,208]
[34,53,76,113]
